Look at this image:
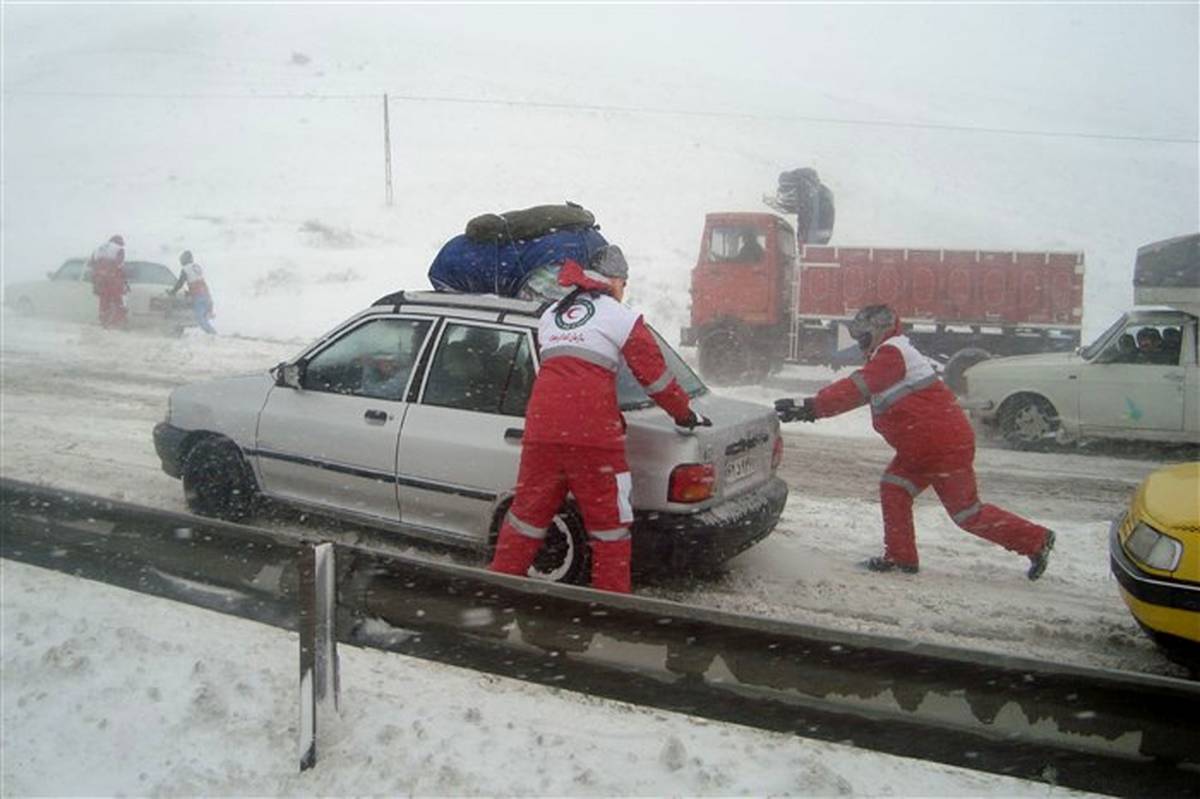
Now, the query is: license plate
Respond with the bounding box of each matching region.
[724,454,757,484]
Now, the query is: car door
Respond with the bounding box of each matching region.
[254,315,435,522]
[40,260,93,322]
[396,320,537,545]
[1077,320,1187,433]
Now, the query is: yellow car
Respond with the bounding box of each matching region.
[1110,462,1200,670]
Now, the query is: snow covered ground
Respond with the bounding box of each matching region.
[2,3,1197,795]
[1,559,1100,797]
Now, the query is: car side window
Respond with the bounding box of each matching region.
[422,323,532,415]
[302,317,432,400]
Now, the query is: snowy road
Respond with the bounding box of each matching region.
[1,316,1192,679]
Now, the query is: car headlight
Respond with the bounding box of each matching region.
[1124,521,1183,571]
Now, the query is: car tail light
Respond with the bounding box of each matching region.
[669,463,715,503]
[771,436,783,471]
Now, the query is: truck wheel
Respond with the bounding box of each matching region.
[998,395,1059,451]
[699,328,763,385]
[945,347,991,396]
[182,436,258,520]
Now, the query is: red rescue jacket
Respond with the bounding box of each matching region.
[812,331,974,454]
[523,260,693,450]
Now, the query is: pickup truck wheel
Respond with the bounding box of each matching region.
[182,436,258,520]
[998,395,1059,451]
[526,508,590,586]
[945,347,991,396]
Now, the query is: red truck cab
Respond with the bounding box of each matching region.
[681,213,797,382]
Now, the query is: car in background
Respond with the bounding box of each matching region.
[153,291,787,585]
[5,257,193,333]
[1109,462,1200,672]
[960,309,1199,449]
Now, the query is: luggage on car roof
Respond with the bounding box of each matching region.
[428,202,607,298]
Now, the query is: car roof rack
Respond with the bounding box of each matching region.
[371,290,542,315]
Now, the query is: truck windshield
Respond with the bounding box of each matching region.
[709,225,766,262]
[616,327,707,410]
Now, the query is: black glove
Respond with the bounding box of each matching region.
[774,397,817,423]
[674,409,713,433]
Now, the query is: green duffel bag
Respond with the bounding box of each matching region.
[465,202,596,242]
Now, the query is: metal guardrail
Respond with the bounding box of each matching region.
[2,477,1198,797]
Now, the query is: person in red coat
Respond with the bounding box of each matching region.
[489,246,710,592]
[89,234,128,329]
[775,305,1055,579]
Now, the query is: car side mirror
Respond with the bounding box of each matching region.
[273,360,305,389]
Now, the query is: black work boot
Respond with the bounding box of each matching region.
[1027,530,1056,581]
[862,556,919,574]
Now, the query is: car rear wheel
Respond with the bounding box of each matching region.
[182,436,258,521]
[526,508,590,586]
[998,395,1060,450]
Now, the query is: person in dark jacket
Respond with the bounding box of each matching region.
[775,304,1055,579]
[489,246,710,592]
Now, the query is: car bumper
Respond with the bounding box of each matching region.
[1109,517,1200,644]
[153,422,189,478]
[632,476,788,574]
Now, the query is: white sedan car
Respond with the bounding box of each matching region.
[5,258,193,332]
[153,291,788,585]
[963,308,1199,448]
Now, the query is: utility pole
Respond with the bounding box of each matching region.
[382,93,394,206]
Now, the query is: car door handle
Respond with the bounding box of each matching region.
[364,409,388,423]
[504,427,524,442]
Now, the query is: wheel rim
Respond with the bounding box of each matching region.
[527,515,577,583]
[1009,403,1052,442]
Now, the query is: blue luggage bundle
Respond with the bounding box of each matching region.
[428,203,607,297]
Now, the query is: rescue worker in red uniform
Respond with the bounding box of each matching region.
[775,305,1055,579]
[169,250,216,334]
[89,234,128,329]
[489,246,711,593]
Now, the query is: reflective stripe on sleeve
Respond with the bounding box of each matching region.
[872,374,937,413]
[541,346,619,372]
[881,473,921,497]
[952,502,983,525]
[850,372,870,401]
[505,510,547,540]
[643,370,673,395]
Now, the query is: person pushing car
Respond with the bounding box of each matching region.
[489,245,711,592]
[775,304,1055,579]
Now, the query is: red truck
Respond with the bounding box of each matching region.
[680,172,1085,389]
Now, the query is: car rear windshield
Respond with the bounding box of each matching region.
[125,262,177,286]
[616,327,707,410]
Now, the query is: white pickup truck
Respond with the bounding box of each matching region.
[962,234,1199,448]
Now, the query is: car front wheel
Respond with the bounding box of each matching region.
[181,436,258,520]
[998,395,1060,450]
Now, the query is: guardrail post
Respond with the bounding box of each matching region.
[298,542,339,771]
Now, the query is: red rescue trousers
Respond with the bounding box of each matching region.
[489,442,634,593]
[880,441,1047,566]
[97,289,127,329]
